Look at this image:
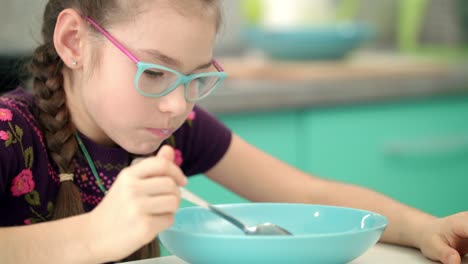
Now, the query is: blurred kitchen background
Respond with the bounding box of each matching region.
[217,0,468,55]
[1,0,467,218]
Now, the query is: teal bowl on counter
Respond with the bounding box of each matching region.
[242,23,375,60]
[159,203,388,264]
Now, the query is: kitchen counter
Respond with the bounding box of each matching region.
[122,243,468,263]
[198,53,468,114]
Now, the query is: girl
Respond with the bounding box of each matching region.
[0,0,467,263]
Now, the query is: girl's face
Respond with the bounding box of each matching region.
[73,2,217,154]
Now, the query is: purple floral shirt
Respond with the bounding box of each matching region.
[0,88,232,226]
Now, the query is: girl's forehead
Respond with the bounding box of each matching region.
[127,0,218,28]
[118,1,217,39]
[109,2,217,70]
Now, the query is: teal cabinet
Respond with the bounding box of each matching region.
[219,110,300,166]
[298,95,468,217]
[182,96,468,215]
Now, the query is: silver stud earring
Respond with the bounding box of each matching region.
[71,60,77,67]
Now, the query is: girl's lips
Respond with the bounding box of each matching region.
[147,128,173,139]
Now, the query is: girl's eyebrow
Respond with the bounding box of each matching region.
[140,49,213,71]
[194,61,214,70]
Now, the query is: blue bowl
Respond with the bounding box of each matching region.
[242,23,375,60]
[159,203,388,264]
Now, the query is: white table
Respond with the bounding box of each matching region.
[123,243,468,264]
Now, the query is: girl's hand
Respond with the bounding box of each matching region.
[86,145,187,262]
[419,212,468,264]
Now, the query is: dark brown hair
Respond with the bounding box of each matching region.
[29,0,221,261]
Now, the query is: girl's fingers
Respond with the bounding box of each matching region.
[156,145,175,162]
[137,176,180,197]
[126,155,187,186]
[451,212,468,238]
[423,237,460,264]
[143,194,181,215]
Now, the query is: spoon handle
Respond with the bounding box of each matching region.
[179,187,247,232]
[179,187,210,209]
[206,204,247,231]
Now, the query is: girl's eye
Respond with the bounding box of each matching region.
[143,69,164,79]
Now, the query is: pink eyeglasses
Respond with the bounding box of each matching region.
[84,16,227,102]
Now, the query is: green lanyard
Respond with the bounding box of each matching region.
[74,132,108,195]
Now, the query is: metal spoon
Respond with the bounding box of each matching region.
[179,187,293,236]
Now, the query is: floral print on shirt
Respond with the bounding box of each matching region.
[0,108,13,121]
[0,107,54,224]
[11,169,35,196]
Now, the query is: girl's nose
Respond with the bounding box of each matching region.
[156,84,188,116]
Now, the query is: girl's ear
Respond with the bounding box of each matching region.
[53,8,87,69]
